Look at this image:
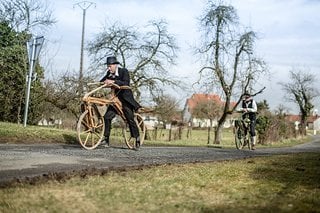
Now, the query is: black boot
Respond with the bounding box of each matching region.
[100,137,109,147]
[135,136,140,150]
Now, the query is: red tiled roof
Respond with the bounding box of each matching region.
[307,115,320,123]
[285,115,320,123]
[186,93,236,112]
[285,115,300,122]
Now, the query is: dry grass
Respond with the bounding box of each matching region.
[1,153,319,212]
[0,121,309,149]
[0,122,77,144]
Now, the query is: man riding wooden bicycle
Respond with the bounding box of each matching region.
[77,56,150,150]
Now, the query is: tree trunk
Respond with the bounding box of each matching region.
[300,121,307,136]
[214,124,222,144]
[300,113,308,136]
[187,122,192,139]
[214,112,228,144]
[207,126,211,144]
[207,119,213,144]
[154,127,158,140]
[17,94,23,124]
[178,126,182,140]
[187,127,192,139]
[17,105,21,124]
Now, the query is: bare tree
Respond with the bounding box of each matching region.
[279,68,319,135]
[153,93,180,127]
[0,0,56,33]
[192,99,223,144]
[195,1,267,144]
[274,104,290,116]
[43,70,96,119]
[87,19,182,101]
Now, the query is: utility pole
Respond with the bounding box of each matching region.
[24,36,44,127]
[74,1,95,96]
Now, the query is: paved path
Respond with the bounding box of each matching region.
[0,135,319,186]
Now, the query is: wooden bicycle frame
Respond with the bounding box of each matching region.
[77,82,146,150]
[82,83,130,120]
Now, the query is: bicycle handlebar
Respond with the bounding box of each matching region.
[107,82,131,90]
[87,82,130,90]
[235,109,247,113]
[83,82,131,100]
[87,82,104,86]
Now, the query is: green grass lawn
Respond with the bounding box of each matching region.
[0,121,319,212]
[0,121,310,149]
[0,122,77,144]
[0,153,319,212]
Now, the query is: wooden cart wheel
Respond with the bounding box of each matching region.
[77,105,104,150]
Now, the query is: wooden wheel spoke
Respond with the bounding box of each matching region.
[90,134,95,146]
[83,133,91,146]
[94,123,104,129]
[81,120,91,129]
[93,131,103,139]
[80,129,91,134]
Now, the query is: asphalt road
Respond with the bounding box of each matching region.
[1,136,320,187]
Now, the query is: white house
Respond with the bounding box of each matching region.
[285,114,320,131]
[142,115,159,130]
[182,93,236,128]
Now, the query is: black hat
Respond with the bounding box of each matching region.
[243,91,251,96]
[106,56,120,65]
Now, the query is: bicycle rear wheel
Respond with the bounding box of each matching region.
[123,113,146,149]
[77,104,104,150]
[234,124,245,150]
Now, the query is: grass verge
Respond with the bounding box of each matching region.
[0,122,77,144]
[0,121,311,148]
[0,153,319,212]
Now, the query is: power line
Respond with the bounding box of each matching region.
[73,1,96,96]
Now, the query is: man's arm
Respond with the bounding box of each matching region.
[114,68,130,86]
[247,100,257,113]
[100,74,108,82]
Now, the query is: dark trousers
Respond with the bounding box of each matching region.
[104,104,139,139]
[243,113,256,137]
[249,119,256,137]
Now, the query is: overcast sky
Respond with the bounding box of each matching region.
[44,0,320,113]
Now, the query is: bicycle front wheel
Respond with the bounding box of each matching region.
[77,105,104,150]
[234,125,245,150]
[123,113,146,149]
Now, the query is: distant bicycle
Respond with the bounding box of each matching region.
[77,82,146,150]
[233,110,252,150]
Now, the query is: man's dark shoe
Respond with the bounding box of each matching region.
[134,138,141,150]
[251,144,256,150]
[100,137,110,148]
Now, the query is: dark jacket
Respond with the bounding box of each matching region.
[241,98,257,121]
[100,67,140,110]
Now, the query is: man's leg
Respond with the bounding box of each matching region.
[103,106,117,146]
[122,104,140,148]
[250,120,256,150]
